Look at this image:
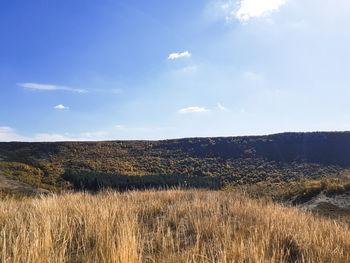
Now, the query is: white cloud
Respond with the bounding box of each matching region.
[237,0,285,21]
[178,106,210,114]
[218,103,229,111]
[220,0,286,23]
[18,83,87,93]
[54,104,69,110]
[168,51,191,60]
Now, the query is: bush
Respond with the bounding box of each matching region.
[325,183,345,196]
[344,182,350,191]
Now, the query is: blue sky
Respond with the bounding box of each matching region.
[1,0,350,141]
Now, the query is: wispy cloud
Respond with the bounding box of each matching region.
[168,51,191,60]
[92,88,123,94]
[32,131,110,142]
[18,83,87,93]
[109,88,123,94]
[218,103,229,111]
[0,126,110,142]
[54,104,69,110]
[33,133,72,141]
[243,71,264,81]
[0,127,28,142]
[180,66,198,72]
[219,0,286,23]
[178,106,210,114]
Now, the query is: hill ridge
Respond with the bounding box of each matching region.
[1,131,350,192]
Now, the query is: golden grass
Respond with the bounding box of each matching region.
[0,190,349,263]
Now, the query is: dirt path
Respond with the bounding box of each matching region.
[300,192,350,225]
[0,172,49,195]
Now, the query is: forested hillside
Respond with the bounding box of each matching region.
[0,132,349,191]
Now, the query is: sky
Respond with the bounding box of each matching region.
[1,0,350,141]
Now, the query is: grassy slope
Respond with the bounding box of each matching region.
[0,190,349,263]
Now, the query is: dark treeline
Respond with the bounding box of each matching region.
[63,172,223,191]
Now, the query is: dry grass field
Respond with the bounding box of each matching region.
[0,189,349,263]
